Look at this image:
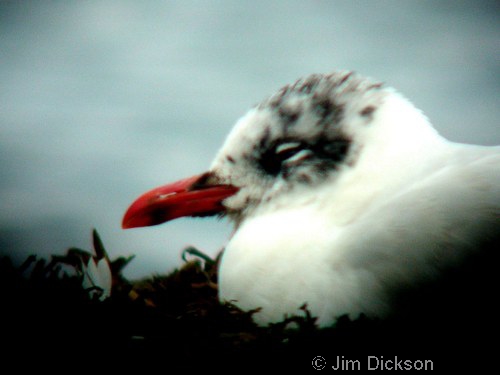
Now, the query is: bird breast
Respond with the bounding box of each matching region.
[218,203,391,326]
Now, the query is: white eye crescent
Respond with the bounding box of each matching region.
[276,142,302,155]
[283,149,312,166]
[275,142,312,167]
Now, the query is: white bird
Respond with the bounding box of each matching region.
[122,71,500,327]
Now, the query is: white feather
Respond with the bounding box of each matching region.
[211,72,499,326]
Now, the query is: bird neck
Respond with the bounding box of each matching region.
[320,94,448,225]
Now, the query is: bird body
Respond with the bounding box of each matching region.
[123,71,500,327]
[220,143,499,326]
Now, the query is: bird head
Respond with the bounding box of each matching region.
[122,71,437,230]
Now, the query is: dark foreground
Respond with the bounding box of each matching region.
[2,231,497,372]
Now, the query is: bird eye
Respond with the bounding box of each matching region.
[275,142,303,161]
[259,141,310,176]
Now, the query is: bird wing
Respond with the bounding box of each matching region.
[334,144,499,315]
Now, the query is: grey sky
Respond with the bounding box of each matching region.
[1,1,499,279]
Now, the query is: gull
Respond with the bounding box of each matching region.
[122,71,499,327]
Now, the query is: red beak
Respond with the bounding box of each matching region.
[122,172,238,229]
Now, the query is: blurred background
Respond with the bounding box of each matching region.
[1,1,499,280]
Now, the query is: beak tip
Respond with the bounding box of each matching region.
[122,211,148,230]
[121,217,133,230]
[121,208,143,229]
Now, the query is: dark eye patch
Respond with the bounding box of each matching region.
[259,141,305,176]
[258,137,351,177]
[319,139,350,163]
